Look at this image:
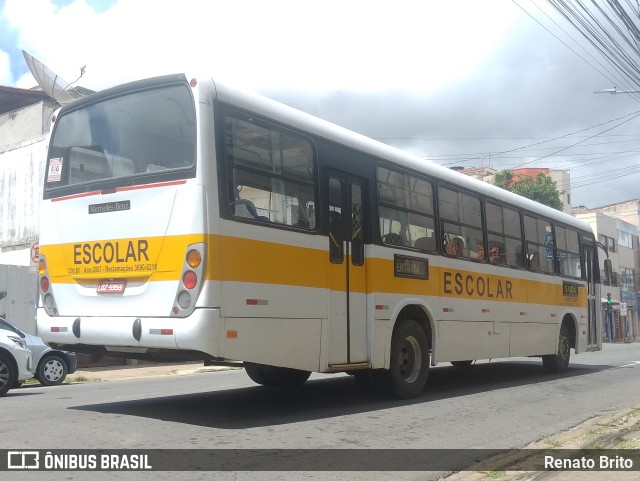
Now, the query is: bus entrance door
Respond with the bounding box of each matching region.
[327,172,368,366]
[584,245,601,350]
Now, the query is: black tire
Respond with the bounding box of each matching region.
[266,367,311,387]
[245,364,272,385]
[245,364,310,387]
[350,370,377,393]
[351,370,372,385]
[542,324,571,373]
[0,353,17,397]
[451,360,473,367]
[371,319,429,399]
[36,354,68,386]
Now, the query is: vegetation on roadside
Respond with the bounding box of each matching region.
[66,375,102,383]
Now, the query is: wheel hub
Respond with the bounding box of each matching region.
[398,335,422,383]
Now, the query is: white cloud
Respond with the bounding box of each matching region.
[2,0,638,207]
[3,0,520,94]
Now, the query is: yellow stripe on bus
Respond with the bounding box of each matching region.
[40,233,586,307]
[40,234,206,282]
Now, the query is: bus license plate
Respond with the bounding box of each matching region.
[97,279,127,294]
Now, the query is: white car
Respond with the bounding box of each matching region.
[0,330,33,396]
[0,317,77,386]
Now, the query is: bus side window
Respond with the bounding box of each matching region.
[414,236,435,251]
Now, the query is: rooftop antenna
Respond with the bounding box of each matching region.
[22,50,86,105]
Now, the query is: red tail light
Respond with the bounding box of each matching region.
[171,242,206,317]
[183,271,197,289]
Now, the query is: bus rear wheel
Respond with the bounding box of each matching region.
[245,364,311,387]
[542,324,571,373]
[372,319,429,399]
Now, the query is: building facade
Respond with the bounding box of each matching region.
[0,86,55,266]
[574,207,639,342]
[459,166,571,214]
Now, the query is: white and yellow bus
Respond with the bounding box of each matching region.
[37,74,602,398]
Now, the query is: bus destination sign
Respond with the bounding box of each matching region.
[394,255,429,280]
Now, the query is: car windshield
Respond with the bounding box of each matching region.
[0,317,24,337]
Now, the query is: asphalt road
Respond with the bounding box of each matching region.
[3,342,640,481]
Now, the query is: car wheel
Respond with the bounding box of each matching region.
[36,354,68,386]
[0,352,17,396]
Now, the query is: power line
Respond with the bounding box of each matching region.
[543,0,640,102]
[513,0,640,100]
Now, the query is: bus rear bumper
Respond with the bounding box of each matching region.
[36,307,222,359]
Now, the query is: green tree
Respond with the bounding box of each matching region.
[492,170,564,211]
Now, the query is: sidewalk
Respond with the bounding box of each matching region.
[65,363,640,479]
[441,406,640,481]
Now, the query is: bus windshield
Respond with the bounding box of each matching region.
[45,83,196,197]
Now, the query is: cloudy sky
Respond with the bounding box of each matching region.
[1,0,639,208]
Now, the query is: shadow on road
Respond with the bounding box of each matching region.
[70,359,614,429]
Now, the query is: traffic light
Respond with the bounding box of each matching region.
[607,293,612,306]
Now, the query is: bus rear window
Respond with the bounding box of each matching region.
[45,83,196,196]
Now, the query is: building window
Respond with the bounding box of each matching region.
[598,234,616,253]
[620,267,635,292]
[618,230,633,249]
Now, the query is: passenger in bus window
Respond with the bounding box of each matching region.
[444,237,464,257]
[474,242,485,261]
[488,243,504,264]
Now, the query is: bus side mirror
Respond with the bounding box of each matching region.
[604,259,613,286]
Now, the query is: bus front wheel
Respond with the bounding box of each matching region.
[542,324,571,373]
[372,319,429,399]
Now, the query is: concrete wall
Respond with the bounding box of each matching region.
[576,210,639,341]
[0,101,51,266]
[0,101,52,147]
[549,170,571,215]
[598,200,640,228]
[0,136,46,265]
[0,264,37,334]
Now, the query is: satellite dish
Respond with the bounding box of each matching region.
[22,50,85,105]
